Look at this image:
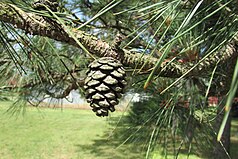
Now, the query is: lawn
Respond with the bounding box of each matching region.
[0,101,143,159]
[0,101,237,159]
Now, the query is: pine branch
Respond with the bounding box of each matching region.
[0,71,84,98]
[0,2,237,79]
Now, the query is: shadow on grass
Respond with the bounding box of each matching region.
[74,115,146,159]
[230,140,238,158]
[75,117,238,159]
[74,130,145,159]
[74,128,205,159]
[231,118,238,158]
[74,116,201,159]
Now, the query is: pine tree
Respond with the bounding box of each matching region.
[0,0,237,158]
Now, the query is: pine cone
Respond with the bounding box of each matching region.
[84,57,127,117]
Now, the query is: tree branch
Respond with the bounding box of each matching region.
[0,71,85,99]
[0,2,237,79]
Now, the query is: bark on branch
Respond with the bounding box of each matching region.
[0,2,237,79]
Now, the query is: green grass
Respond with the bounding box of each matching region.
[0,101,237,159]
[0,101,142,159]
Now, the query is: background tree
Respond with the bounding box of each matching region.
[0,0,237,158]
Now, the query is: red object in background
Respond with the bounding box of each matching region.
[208,96,219,107]
[234,98,238,103]
[159,96,238,109]
[208,96,238,107]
